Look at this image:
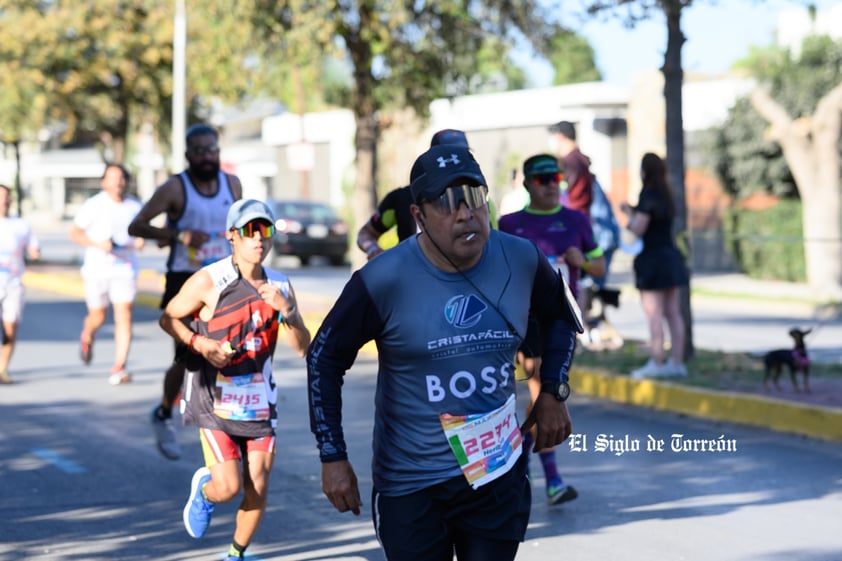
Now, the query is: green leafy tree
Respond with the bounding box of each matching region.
[708,96,797,200]
[547,30,602,84]
[247,0,587,268]
[715,33,842,300]
[0,7,51,214]
[0,1,275,165]
[0,1,177,161]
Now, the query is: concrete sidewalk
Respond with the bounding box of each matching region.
[608,249,833,306]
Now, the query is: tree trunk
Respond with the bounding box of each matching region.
[351,113,378,271]
[750,85,842,301]
[661,1,694,359]
[802,87,842,301]
[346,5,379,272]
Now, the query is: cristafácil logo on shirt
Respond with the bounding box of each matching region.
[445,294,487,329]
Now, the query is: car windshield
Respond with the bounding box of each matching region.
[274,202,337,221]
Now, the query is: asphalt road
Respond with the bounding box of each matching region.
[1,287,841,561]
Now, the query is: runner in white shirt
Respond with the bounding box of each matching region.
[0,184,41,384]
[69,164,144,385]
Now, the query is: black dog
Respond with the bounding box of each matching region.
[763,328,811,393]
[579,285,623,351]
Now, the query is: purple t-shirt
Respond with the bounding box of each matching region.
[498,205,599,296]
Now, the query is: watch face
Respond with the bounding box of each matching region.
[558,381,570,400]
[542,381,570,401]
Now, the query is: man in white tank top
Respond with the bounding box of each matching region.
[129,124,243,460]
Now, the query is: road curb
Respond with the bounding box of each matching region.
[572,368,842,443]
[22,268,842,444]
[22,270,163,310]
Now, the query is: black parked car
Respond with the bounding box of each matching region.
[268,200,349,266]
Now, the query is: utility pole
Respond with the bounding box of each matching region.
[13,140,22,217]
[171,0,186,174]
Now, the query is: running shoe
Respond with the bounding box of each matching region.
[183,466,214,538]
[108,366,132,385]
[663,361,688,377]
[547,482,578,506]
[0,370,12,384]
[630,358,668,379]
[151,406,181,460]
[80,335,94,365]
[223,556,243,561]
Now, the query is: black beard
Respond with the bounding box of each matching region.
[188,161,220,182]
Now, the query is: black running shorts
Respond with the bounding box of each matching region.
[372,453,530,561]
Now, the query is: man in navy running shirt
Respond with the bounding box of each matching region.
[307,144,582,561]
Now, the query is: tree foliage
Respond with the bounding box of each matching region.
[0,0,278,162]
[245,0,592,269]
[710,35,842,200]
[1,0,597,163]
[710,31,842,299]
[0,1,175,160]
[745,34,842,119]
[246,1,563,117]
[707,96,796,199]
[547,30,602,84]
[0,2,64,143]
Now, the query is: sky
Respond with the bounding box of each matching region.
[521,0,842,87]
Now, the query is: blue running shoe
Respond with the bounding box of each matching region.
[183,467,214,538]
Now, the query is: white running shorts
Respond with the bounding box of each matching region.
[82,274,137,309]
[0,282,25,323]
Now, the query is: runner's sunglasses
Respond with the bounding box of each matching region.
[424,184,488,214]
[235,221,275,239]
[529,172,562,186]
[186,145,220,157]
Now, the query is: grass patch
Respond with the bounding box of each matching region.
[572,339,842,393]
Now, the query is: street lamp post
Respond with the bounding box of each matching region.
[171,0,186,174]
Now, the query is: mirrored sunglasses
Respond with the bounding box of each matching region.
[235,221,275,239]
[426,184,488,214]
[530,172,562,186]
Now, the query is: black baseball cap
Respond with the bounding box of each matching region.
[430,129,469,148]
[409,145,486,204]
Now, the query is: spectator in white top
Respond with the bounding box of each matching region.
[0,184,41,384]
[69,164,144,385]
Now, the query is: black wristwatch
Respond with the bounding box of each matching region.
[540,380,571,402]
